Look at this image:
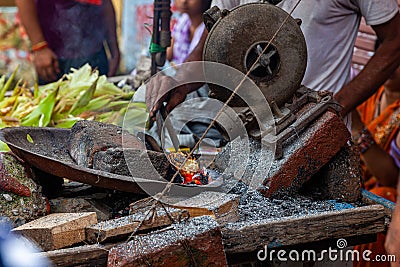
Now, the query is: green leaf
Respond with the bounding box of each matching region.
[0,65,19,101]
[67,64,98,89]
[53,117,81,128]
[21,86,59,127]
[34,81,39,99]
[0,75,5,93]
[26,134,34,144]
[84,95,112,112]
[69,78,98,116]
[0,141,10,152]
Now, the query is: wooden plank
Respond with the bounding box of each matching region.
[37,243,118,267]
[85,207,185,244]
[12,212,97,251]
[170,191,240,225]
[222,205,385,254]
[107,216,228,267]
[361,189,395,220]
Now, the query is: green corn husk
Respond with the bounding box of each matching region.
[0,66,19,101]
[53,117,81,128]
[21,86,59,127]
[0,141,10,152]
[0,64,147,130]
[69,78,98,116]
[0,75,6,93]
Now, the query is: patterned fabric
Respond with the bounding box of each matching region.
[171,14,205,64]
[390,138,400,169]
[354,86,400,267]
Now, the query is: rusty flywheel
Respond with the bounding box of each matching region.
[203,3,307,107]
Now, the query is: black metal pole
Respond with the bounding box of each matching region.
[151,0,171,76]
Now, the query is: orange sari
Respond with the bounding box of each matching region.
[357,86,400,201]
[354,86,400,267]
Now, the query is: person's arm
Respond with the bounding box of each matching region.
[351,110,399,187]
[146,29,208,119]
[166,38,175,62]
[15,0,59,82]
[335,13,400,116]
[103,0,120,77]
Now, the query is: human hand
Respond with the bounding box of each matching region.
[145,74,189,120]
[32,47,60,82]
[351,110,365,137]
[385,200,400,267]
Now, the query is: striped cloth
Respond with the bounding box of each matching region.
[172,14,205,64]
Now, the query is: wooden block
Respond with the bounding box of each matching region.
[361,189,395,219]
[107,216,228,267]
[12,212,97,251]
[37,243,116,267]
[85,207,186,244]
[170,191,240,225]
[222,205,385,254]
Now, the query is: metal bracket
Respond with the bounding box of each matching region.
[204,6,229,32]
[264,89,342,159]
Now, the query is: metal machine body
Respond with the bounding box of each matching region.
[203,2,342,158]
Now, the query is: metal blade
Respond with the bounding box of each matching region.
[157,105,180,152]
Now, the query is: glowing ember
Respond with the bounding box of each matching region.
[167,152,211,185]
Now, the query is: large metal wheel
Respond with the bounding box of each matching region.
[203,3,307,107]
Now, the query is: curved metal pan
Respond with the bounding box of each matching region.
[0,127,222,196]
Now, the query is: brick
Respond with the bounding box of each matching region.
[85,206,185,244]
[107,216,228,267]
[12,212,97,251]
[0,153,48,227]
[303,142,362,202]
[261,111,351,198]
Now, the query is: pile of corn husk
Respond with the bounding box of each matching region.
[0,64,148,150]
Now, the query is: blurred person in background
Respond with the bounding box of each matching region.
[166,0,212,65]
[352,40,400,267]
[146,0,226,150]
[15,0,120,84]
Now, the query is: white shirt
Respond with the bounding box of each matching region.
[210,0,398,94]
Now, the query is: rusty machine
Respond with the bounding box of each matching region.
[197,2,361,200]
[202,2,342,159]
